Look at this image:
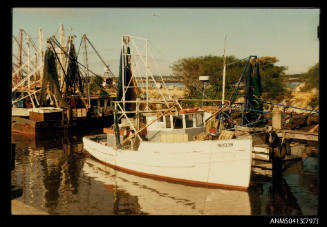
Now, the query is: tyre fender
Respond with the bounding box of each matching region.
[275,142,287,159]
[265,131,279,147]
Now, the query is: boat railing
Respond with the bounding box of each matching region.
[113,105,177,150]
[112,99,180,114]
[178,98,230,105]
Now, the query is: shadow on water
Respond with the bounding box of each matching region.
[265,158,303,215]
[11,130,318,215]
[249,157,318,215]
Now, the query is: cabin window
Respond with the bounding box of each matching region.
[185,114,193,128]
[173,116,183,129]
[196,113,204,127]
[165,116,171,128]
[159,116,164,122]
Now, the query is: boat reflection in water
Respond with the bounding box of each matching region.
[82,157,251,215]
[12,130,119,215]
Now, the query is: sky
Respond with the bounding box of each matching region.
[12,8,320,77]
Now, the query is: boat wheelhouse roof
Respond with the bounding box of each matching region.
[142,108,206,117]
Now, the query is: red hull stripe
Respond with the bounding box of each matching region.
[89,155,249,191]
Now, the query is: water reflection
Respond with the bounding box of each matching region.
[82,157,252,215]
[11,131,318,215]
[250,157,318,215]
[267,157,302,215]
[265,178,302,215]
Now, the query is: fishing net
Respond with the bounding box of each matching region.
[65,43,84,95]
[39,47,65,107]
[244,61,263,125]
[116,46,140,112]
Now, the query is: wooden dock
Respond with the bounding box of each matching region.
[234,126,318,142]
[276,129,318,142]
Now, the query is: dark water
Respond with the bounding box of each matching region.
[11,131,318,215]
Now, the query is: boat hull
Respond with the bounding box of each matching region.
[83,135,253,190]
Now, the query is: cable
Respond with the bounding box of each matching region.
[49,36,100,77]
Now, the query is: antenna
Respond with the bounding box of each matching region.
[222,35,227,105]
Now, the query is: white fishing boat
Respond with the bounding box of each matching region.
[83,35,253,191]
[83,107,253,190]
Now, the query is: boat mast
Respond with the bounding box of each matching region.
[38,28,44,82]
[18,29,23,80]
[122,36,126,110]
[59,24,65,90]
[27,35,31,90]
[82,34,90,106]
[222,35,227,106]
[145,39,149,111]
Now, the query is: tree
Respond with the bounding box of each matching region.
[257,56,289,100]
[170,57,204,97]
[89,75,104,94]
[171,55,288,102]
[300,63,319,91]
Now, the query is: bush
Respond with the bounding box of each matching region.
[89,75,104,94]
[300,63,319,91]
[171,55,288,102]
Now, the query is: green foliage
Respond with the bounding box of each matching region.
[171,55,288,102]
[261,78,288,101]
[89,75,104,94]
[300,63,319,91]
[257,56,288,100]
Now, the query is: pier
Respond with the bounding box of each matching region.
[276,129,318,142]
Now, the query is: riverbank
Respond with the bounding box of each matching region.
[280,83,318,112]
[140,86,185,99]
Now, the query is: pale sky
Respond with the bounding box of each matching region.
[12,8,320,76]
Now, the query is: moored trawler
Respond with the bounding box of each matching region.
[83,34,253,190]
[12,95,114,135]
[11,26,115,135]
[83,106,253,190]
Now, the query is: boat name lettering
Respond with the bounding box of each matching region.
[217,142,233,148]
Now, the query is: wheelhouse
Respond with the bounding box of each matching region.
[146,111,205,131]
[144,111,208,142]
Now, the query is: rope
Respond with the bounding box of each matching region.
[281,110,318,126]
[230,56,254,104]
[224,117,272,131]
[225,56,249,67]
[49,36,100,78]
[147,44,173,100]
[262,101,319,114]
[85,36,115,77]
[241,117,272,127]
[225,102,318,119]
